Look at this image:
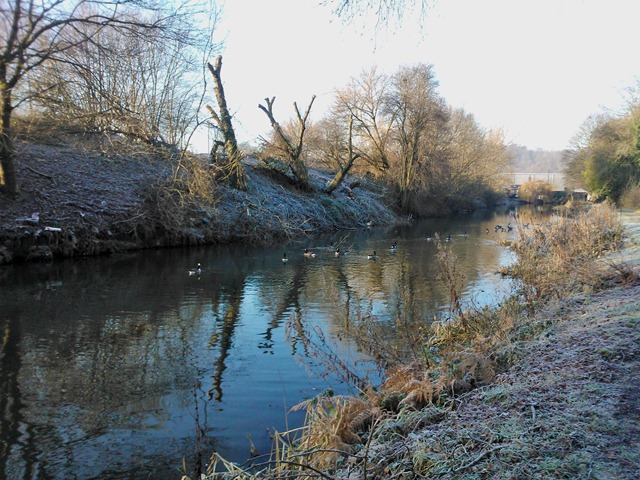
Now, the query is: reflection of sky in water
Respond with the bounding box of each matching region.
[0,206,542,479]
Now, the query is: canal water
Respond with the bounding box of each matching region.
[0,206,539,479]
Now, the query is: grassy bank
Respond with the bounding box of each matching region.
[0,142,401,264]
[193,204,640,479]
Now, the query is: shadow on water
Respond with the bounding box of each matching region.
[0,205,549,479]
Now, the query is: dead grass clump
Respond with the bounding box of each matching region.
[177,156,220,204]
[620,181,640,209]
[381,361,447,409]
[143,155,218,234]
[507,201,624,301]
[195,391,385,479]
[287,394,379,470]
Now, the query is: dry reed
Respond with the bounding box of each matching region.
[506,202,624,302]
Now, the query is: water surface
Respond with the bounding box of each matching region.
[0,206,539,479]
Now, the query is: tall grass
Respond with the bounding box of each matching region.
[620,181,640,209]
[506,202,624,303]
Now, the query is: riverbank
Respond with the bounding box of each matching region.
[345,208,640,479]
[200,207,640,479]
[341,209,640,479]
[0,142,401,265]
[354,265,640,478]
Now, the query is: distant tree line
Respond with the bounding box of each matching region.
[508,145,566,174]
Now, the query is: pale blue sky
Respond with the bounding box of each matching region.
[201,0,639,152]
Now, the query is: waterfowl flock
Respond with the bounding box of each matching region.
[280,229,479,265]
[191,221,520,274]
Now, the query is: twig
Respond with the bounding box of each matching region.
[286,448,367,461]
[255,459,334,479]
[363,415,384,479]
[531,404,537,424]
[113,211,147,224]
[26,165,57,185]
[452,445,506,473]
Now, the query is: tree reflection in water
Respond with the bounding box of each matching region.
[0,207,543,479]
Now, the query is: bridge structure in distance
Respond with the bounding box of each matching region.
[509,172,566,192]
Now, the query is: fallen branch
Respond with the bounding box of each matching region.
[452,445,506,473]
[113,211,147,225]
[256,459,335,479]
[26,165,57,185]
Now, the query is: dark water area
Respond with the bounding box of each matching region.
[0,205,545,479]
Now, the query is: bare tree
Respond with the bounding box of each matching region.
[307,114,360,194]
[0,0,186,197]
[335,67,393,172]
[323,0,430,28]
[259,95,316,190]
[440,108,510,207]
[31,14,207,150]
[206,55,247,190]
[324,63,508,214]
[387,63,448,211]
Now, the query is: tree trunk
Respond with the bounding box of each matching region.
[207,56,247,191]
[323,164,352,194]
[258,96,315,191]
[323,116,360,194]
[0,83,17,197]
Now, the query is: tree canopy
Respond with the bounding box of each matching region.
[303,64,509,214]
[565,101,640,203]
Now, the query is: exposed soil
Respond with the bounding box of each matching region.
[0,142,171,263]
